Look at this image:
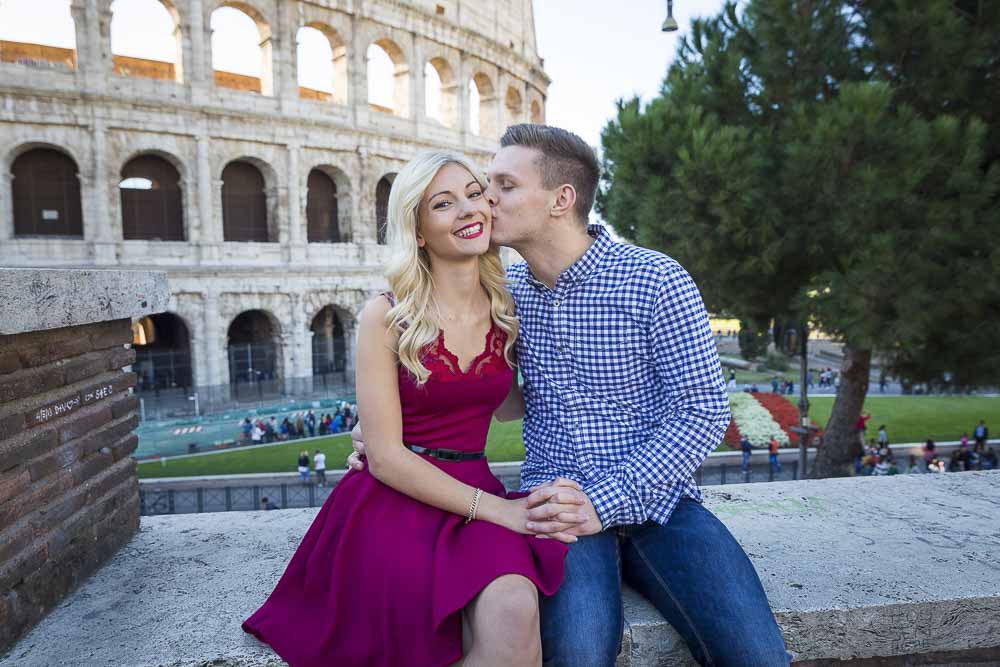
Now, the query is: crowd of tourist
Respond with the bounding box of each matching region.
[854,419,997,475]
[238,403,357,445]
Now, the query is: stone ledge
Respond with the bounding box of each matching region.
[0,269,169,335]
[2,472,999,666]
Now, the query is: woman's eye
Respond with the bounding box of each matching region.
[469,190,482,198]
[433,201,451,210]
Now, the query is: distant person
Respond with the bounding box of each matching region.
[856,411,871,446]
[922,439,936,464]
[251,422,263,445]
[974,420,988,447]
[266,416,278,443]
[877,424,889,449]
[295,413,305,439]
[305,410,317,438]
[906,455,923,474]
[769,437,781,473]
[260,497,280,511]
[740,435,753,473]
[727,369,737,390]
[297,450,310,483]
[240,417,253,444]
[313,449,327,487]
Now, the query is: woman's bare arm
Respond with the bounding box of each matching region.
[493,372,525,422]
[356,296,576,539]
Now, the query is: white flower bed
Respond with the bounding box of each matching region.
[728,393,789,447]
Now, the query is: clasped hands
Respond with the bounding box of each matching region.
[347,425,602,544]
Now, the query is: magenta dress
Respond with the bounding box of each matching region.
[241,317,567,666]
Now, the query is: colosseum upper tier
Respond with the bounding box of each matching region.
[0,0,548,414]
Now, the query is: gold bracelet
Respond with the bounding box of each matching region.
[465,488,483,524]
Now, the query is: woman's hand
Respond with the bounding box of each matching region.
[482,494,584,544]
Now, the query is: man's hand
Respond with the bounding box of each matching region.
[346,422,366,470]
[524,477,603,538]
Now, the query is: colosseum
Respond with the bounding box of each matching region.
[0,0,548,417]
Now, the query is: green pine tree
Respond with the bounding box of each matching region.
[598,0,1000,477]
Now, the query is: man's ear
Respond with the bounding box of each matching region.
[550,184,577,219]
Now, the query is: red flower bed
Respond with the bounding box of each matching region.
[723,418,742,447]
[752,393,804,444]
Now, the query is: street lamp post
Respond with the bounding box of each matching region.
[662,0,679,32]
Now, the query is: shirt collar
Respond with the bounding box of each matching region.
[519,224,613,291]
[560,224,613,285]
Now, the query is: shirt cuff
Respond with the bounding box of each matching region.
[583,472,646,530]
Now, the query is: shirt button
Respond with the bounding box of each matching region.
[557,343,564,352]
[553,299,561,307]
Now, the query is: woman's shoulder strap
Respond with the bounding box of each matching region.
[381,291,396,307]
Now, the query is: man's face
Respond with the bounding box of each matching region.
[485,146,554,249]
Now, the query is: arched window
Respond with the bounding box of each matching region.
[227,310,279,392]
[425,57,458,128]
[311,306,346,375]
[12,148,83,237]
[221,161,269,242]
[468,73,497,137]
[367,39,409,117]
[210,4,272,95]
[505,86,523,125]
[297,24,347,104]
[306,169,339,243]
[120,155,184,240]
[0,0,77,70]
[531,99,543,123]
[110,0,182,81]
[375,174,395,245]
[132,313,192,391]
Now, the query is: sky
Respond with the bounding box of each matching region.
[0,0,729,150]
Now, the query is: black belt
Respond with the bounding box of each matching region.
[404,443,485,462]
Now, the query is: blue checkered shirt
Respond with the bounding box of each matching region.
[509,225,730,529]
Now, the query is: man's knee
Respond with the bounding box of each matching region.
[542,624,620,667]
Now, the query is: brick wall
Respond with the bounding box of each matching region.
[0,318,141,652]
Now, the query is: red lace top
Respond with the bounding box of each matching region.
[383,292,513,453]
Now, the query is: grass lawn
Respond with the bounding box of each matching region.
[803,395,997,445]
[138,419,528,479]
[138,395,999,478]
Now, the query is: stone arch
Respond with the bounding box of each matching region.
[0,0,77,70]
[425,56,458,128]
[505,85,523,126]
[367,37,410,117]
[306,164,352,243]
[469,71,497,137]
[131,311,193,391]
[208,1,274,96]
[220,157,277,242]
[309,304,352,375]
[11,146,84,238]
[530,98,543,123]
[119,152,185,241]
[226,308,283,394]
[297,22,347,105]
[374,172,396,245]
[109,0,183,82]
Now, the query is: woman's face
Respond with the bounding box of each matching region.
[416,163,491,262]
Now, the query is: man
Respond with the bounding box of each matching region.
[741,434,754,473]
[351,125,788,665]
[974,419,988,448]
[313,449,327,487]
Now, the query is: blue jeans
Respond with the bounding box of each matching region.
[741,450,751,472]
[540,499,789,667]
[769,453,781,473]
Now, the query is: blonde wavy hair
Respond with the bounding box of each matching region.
[383,150,518,384]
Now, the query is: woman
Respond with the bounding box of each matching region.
[242,151,575,666]
[296,450,310,483]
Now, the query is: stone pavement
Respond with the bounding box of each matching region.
[2,471,999,666]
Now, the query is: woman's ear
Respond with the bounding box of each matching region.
[416,233,426,248]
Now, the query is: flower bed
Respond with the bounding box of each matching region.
[752,393,823,445]
[728,392,789,447]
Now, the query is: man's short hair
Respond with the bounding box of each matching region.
[500,124,600,224]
